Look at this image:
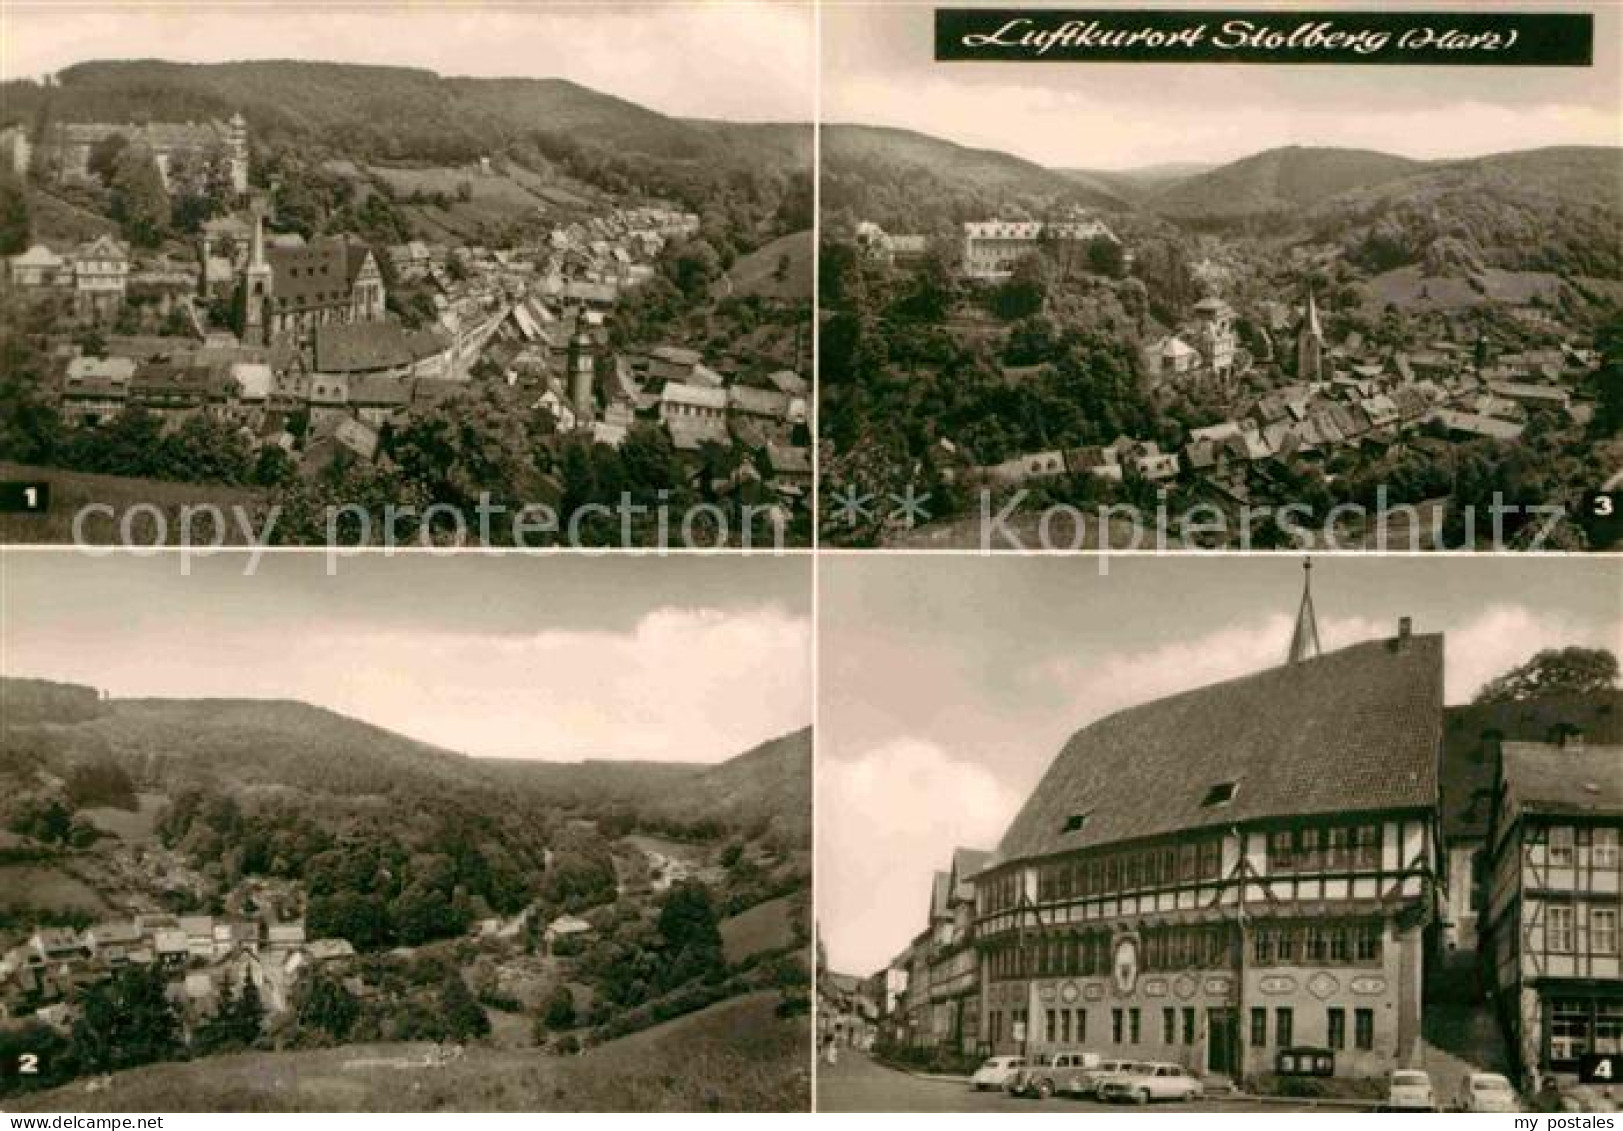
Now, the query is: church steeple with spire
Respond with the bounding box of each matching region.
[1288,557,1322,665]
[1296,287,1325,382]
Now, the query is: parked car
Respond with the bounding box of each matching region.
[1011,1051,1100,1098]
[1069,1059,1147,1099]
[1099,1062,1204,1104]
[1386,1069,1436,1111]
[969,1056,1026,1092]
[1457,1072,1520,1112]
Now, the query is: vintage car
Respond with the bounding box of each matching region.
[1098,1062,1204,1104]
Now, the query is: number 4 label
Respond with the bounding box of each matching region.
[1580,1053,1617,1084]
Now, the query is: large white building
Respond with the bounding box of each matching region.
[960,219,1118,282]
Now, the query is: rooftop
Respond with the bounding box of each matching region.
[990,632,1443,867]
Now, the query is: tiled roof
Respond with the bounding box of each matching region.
[267,238,371,310]
[1501,741,1623,817]
[1440,691,1623,840]
[313,322,446,374]
[990,634,1443,867]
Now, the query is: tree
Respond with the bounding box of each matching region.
[108,144,170,248]
[70,967,181,1072]
[542,983,576,1031]
[0,172,29,254]
[294,968,359,1041]
[86,133,130,184]
[669,238,721,299]
[1473,647,1620,705]
[438,972,490,1041]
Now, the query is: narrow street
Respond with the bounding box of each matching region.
[815,1052,1321,1113]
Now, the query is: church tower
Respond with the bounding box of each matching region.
[240,202,273,346]
[1287,558,1322,665]
[1296,288,1324,382]
[567,325,596,426]
[225,112,250,196]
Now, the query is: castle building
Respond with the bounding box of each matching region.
[1297,290,1326,382]
[961,219,1118,282]
[973,577,1441,1082]
[40,113,249,196]
[1484,739,1621,1084]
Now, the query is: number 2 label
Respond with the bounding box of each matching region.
[18,1052,38,1074]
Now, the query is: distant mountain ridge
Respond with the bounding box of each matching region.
[1,59,809,173]
[0,676,808,832]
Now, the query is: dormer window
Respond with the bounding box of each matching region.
[1202,782,1238,807]
[1062,813,1089,834]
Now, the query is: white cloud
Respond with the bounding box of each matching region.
[7,604,811,763]
[818,738,1022,974]
[1443,604,1623,705]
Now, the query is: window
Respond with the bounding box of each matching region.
[1550,826,1576,867]
[1061,1009,1072,1044]
[1300,828,1322,871]
[1328,1008,1346,1050]
[1356,924,1382,963]
[1276,1008,1294,1048]
[1163,1007,1176,1045]
[1063,813,1088,833]
[1328,827,1351,869]
[1179,843,1198,882]
[1269,830,1294,872]
[1203,782,1238,807]
[1046,1009,1056,1043]
[1112,1008,1123,1044]
[1549,906,1576,953]
[1329,926,1350,963]
[1276,925,1298,963]
[1355,1008,1375,1051]
[1182,1007,1196,1046]
[1593,908,1618,955]
[1305,926,1328,963]
[1129,1008,1142,1044]
[1354,824,1381,869]
[1254,928,1275,965]
[1199,840,1222,881]
[1077,1009,1088,1044]
[1251,1007,1267,1047]
[1596,828,1619,870]
[1550,999,1590,1066]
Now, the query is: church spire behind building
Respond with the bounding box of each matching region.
[1288,557,1322,665]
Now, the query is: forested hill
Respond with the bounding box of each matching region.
[820,122,1129,234]
[1143,145,1425,222]
[4,60,808,167]
[0,60,811,212]
[0,675,808,835]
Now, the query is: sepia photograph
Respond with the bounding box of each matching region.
[0,552,813,1111]
[817,553,1621,1112]
[817,1,1621,551]
[0,2,814,550]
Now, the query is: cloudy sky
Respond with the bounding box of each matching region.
[824,0,1621,168]
[1,552,811,764]
[1,1,814,122]
[818,554,1622,973]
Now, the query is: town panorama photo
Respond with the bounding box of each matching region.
[0,4,814,549]
[817,4,1621,550]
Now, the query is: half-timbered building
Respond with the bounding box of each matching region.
[1483,739,1622,1083]
[973,587,1442,1082]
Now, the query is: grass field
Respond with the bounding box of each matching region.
[13,991,809,1112]
[0,863,113,916]
[719,896,797,965]
[79,793,164,845]
[713,230,813,303]
[0,462,266,546]
[368,162,602,242]
[1363,266,1565,311]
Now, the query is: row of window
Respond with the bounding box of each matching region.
[987,821,1394,916]
[1267,824,1383,873]
[1545,906,1618,954]
[1252,921,1384,966]
[982,920,1384,982]
[984,925,1236,982]
[1546,826,1620,870]
[1549,999,1623,1067]
[1012,1006,1376,1053]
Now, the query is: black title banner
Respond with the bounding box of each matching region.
[935,9,1593,65]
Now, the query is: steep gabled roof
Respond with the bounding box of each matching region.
[1500,741,1623,819]
[990,633,1444,867]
